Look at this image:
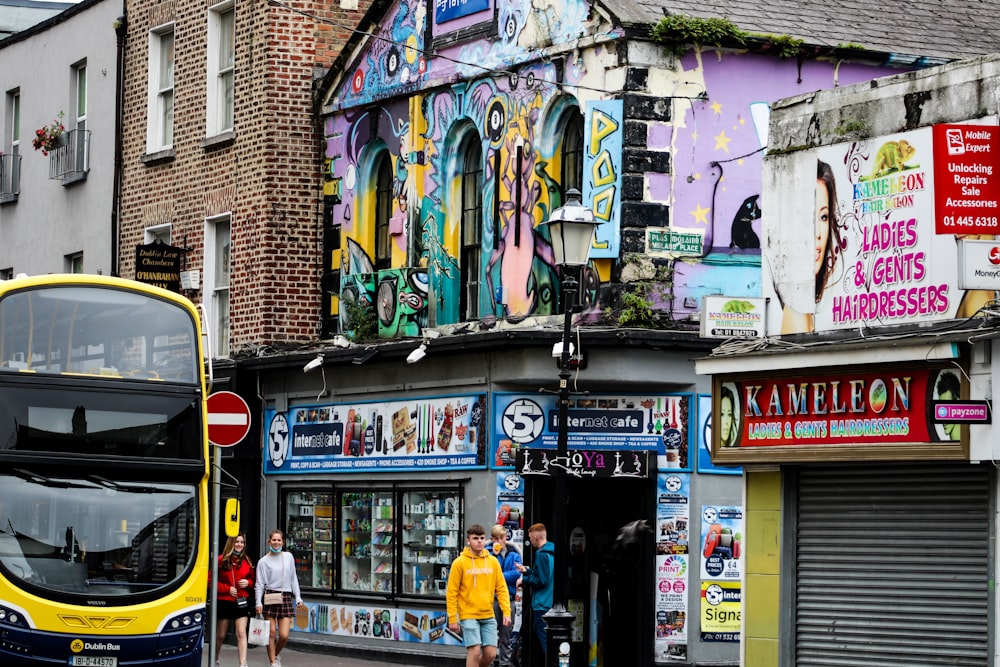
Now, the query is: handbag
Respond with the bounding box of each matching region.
[262,553,286,606]
[231,564,249,608]
[248,615,270,646]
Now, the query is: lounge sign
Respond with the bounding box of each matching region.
[515,448,650,478]
[713,364,969,464]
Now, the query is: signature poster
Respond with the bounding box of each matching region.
[700,581,741,642]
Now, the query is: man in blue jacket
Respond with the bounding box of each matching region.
[489,524,522,667]
[516,523,554,662]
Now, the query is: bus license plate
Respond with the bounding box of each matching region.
[70,657,117,667]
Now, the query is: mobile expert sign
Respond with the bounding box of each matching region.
[933,124,1000,235]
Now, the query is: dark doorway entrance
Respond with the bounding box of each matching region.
[523,474,653,667]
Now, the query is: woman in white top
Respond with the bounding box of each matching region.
[254,529,303,667]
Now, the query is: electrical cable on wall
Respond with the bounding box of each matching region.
[266,0,707,100]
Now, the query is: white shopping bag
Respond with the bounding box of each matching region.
[248,615,270,646]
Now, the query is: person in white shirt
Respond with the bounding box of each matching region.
[254,529,304,667]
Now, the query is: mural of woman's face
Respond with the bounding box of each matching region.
[815,179,830,278]
[720,395,734,443]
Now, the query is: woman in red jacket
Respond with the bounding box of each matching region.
[215,533,255,667]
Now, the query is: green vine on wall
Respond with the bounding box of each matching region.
[604,256,674,328]
[755,33,804,59]
[341,293,378,342]
[650,15,809,62]
[650,15,747,57]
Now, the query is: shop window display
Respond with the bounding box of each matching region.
[401,491,461,596]
[285,490,334,589]
[280,486,463,599]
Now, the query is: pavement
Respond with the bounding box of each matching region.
[206,642,382,667]
[205,637,464,667]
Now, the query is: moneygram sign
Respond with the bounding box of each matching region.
[958,238,1000,289]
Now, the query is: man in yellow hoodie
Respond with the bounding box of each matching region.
[447,524,512,667]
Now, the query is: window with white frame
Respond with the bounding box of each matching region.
[207,2,234,136]
[147,25,174,152]
[3,90,19,196]
[65,252,83,274]
[459,133,483,321]
[73,63,89,173]
[145,224,172,244]
[204,216,231,357]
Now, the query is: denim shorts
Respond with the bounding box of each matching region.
[460,617,498,647]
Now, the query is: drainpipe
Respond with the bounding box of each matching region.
[111,12,127,277]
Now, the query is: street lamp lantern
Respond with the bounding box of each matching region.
[543,189,600,267]
[536,187,596,667]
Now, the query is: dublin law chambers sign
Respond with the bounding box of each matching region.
[135,241,183,292]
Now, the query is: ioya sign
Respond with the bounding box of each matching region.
[763,122,1000,335]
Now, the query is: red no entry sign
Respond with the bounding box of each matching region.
[207,391,252,447]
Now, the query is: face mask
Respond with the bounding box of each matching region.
[269,545,282,554]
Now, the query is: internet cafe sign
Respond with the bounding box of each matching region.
[711,364,969,464]
[135,241,183,292]
[763,123,1000,336]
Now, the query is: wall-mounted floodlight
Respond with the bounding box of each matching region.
[407,344,428,364]
[303,354,324,373]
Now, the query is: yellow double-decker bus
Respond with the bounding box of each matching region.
[0,274,210,667]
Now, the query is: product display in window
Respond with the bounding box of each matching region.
[401,490,461,597]
[285,491,334,589]
[340,490,394,593]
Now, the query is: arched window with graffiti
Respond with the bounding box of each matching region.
[459,131,483,322]
[374,152,393,271]
[561,109,584,199]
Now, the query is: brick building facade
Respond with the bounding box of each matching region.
[118,0,368,355]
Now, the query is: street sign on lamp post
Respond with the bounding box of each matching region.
[537,188,597,667]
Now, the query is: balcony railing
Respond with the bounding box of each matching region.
[0,152,20,202]
[48,128,90,181]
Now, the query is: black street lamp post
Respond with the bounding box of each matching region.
[538,189,598,667]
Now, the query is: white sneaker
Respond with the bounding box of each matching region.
[275,657,282,667]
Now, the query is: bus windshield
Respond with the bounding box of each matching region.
[0,285,198,383]
[0,472,196,598]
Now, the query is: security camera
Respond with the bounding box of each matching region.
[303,355,324,372]
[551,341,575,359]
[406,344,427,364]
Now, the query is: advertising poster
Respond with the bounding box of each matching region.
[700,581,741,642]
[933,124,1000,234]
[766,123,999,336]
[291,601,463,646]
[654,473,689,662]
[263,394,486,473]
[700,506,742,581]
[493,393,693,470]
[696,394,741,475]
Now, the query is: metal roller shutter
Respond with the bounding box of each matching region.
[794,463,990,666]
